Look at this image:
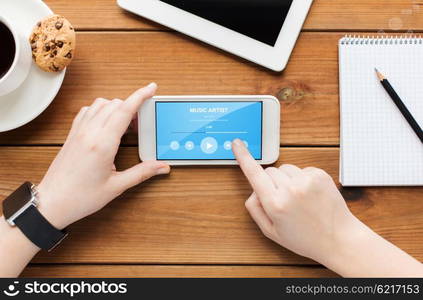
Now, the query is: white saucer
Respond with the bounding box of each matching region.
[0,0,65,132]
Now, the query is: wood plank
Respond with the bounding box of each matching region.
[0,31,340,146]
[21,264,337,278]
[0,147,422,264]
[44,0,423,32]
[305,0,423,32]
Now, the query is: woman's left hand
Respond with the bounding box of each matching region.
[37,83,170,230]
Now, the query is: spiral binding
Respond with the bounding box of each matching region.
[339,35,423,45]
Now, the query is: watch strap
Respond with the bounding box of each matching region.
[14,205,68,251]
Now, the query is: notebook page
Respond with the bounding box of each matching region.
[339,37,423,186]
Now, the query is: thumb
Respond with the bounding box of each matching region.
[112,160,170,191]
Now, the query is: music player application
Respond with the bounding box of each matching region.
[155,101,263,160]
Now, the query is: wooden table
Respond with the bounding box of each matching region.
[0,0,422,278]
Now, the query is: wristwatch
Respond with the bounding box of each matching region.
[2,182,68,251]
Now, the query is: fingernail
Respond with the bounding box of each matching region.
[157,166,170,175]
[233,138,243,146]
[147,82,157,89]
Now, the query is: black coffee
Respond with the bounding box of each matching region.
[0,21,16,79]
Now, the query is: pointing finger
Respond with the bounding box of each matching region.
[232,139,275,200]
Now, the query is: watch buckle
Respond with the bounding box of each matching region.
[30,184,39,205]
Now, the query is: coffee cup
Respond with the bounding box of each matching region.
[0,15,31,96]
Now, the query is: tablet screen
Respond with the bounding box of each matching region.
[155,101,263,160]
[160,0,294,46]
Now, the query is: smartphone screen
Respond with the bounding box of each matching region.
[155,101,263,160]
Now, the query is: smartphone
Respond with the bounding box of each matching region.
[138,96,280,165]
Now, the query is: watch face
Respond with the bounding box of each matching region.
[2,182,33,219]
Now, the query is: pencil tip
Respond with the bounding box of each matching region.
[374,68,385,81]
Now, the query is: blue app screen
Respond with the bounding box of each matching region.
[156,101,263,160]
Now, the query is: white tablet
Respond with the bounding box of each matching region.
[117,0,313,71]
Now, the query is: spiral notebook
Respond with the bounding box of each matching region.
[339,36,423,186]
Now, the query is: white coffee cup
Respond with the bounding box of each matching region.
[0,15,32,96]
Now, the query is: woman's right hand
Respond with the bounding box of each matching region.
[231,139,362,264]
[232,139,423,277]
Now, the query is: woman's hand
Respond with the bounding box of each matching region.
[231,139,357,263]
[232,139,423,277]
[37,83,170,230]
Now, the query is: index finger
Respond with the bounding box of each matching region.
[105,83,157,138]
[232,139,275,199]
[124,82,157,114]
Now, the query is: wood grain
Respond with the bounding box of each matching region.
[4,0,423,278]
[0,147,421,264]
[44,0,423,32]
[0,31,340,146]
[21,264,337,278]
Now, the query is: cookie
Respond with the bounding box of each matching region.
[29,15,76,72]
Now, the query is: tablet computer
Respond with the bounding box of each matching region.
[117,0,313,71]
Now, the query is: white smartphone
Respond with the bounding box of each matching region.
[138,96,280,165]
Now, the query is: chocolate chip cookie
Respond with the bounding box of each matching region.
[29,15,76,72]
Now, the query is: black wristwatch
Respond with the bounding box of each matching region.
[2,182,68,251]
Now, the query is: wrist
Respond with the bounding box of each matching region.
[36,182,68,230]
[319,214,374,275]
[0,214,40,252]
[0,215,40,276]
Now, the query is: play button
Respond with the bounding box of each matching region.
[200,137,218,154]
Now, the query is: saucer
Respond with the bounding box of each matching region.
[0,0,65,132]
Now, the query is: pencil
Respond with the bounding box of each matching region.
[375,68,423,143]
